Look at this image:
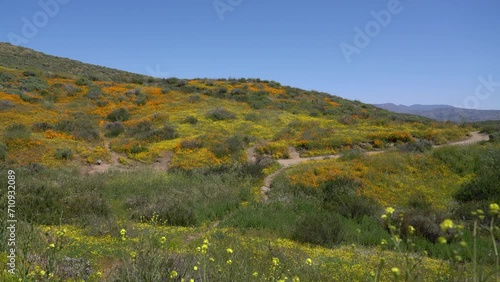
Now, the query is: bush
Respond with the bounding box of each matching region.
[320,177,380,221]
[0,71,14,83]
[206,107,236,121]
[19,76,48,92]
[127,121,177,141]
[55,116,99,141]
[0,100,14,111]
[107,107,130,122]
[75,77,91,86]
[126,195,196,226]
[85,86,102,100]
[4,123,31,142]
[398,140,433,153]
[454,170,500,203]
[402,211,442,243]
[104,122,125,138]
[32,122,53,132]
[187,94,201,103]
[54,148,73,160]
[292,212,345,247]
[182,115,198,125]
[63,83,80,96]
[180,139,204,149]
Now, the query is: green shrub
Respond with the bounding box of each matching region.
[55,116,99,141]
[75,77,91,86]
[320,177,380,221]
[398,140,433,153]
[454,170,500,202]
[19,76,48,92]
[402,211,442,243]
[182,115,198,125]
[187,94,201,103]
[125,195,196,226]
[85,86,102,100]
[63,83,81,96]
[104,122,125,138]
[0,71,14,83]
[107,107,130,122]
[4,123,31,141]
[180,138,204,149]
[22,70,37,77]
[206,107,236,121]
[54,148,73,160]
[0,100,14,111]
[292,211,345,247]
[127,121,178,141]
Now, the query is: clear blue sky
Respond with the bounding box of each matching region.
[1,0,499,109]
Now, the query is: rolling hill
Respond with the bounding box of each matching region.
[1,43,499,281]
[0,42,473,170]
[374,103,500,122]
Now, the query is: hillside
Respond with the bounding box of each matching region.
[0,43,472,170]
[374,103,500,122]
[1,45,499,281]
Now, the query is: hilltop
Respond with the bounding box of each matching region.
[0,43,471,170]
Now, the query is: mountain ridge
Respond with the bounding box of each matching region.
[373,103,500,122]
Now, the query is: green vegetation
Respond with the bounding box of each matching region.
[0,44,499,281]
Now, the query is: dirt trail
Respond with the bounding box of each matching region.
[260,131,489,201]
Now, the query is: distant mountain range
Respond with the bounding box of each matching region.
[373,103,500,122]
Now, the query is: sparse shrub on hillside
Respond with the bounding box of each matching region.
[210,135,245,158]
[0,71,14,83]
[244,113,259,122]
[4,123,31,142]
[85,85,102,100]
[0,143,7,160]
[247,91,271,109]
[107,107,130,122]
[62,83,80,96]
[54,148,73,160]
[182,115,198,125]
[0,100,14,111]
[22,70,37,77]
[398,140,433,153]
[19,76,48,92]
[187,94,201,103]
[401,210,443,243]
[32,122,54,132]
[127,121,178,141]
[292,211,345,247]
[104,122,125,138]
[320,177,379,221]
[454,170,500,203]
[180,138,204,149]
[206,107,237,121]
[75,77,91,86]
[55,115,100,141]
[126,195,196,226]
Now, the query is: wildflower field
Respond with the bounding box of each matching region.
[0,44,499,281]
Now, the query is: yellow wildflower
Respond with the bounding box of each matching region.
[306,258,312,265]
[440,219,454,232]
[438,236,447,244]
[385,207,395,215]
[170,270,178,278]
[226,248,233,254]
[226,259,232,265]
[490,203,500,214]
[391,267,400,277]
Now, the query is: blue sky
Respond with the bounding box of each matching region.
[1,0,499,109]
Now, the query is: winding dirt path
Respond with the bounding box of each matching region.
[259,131,489,201]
